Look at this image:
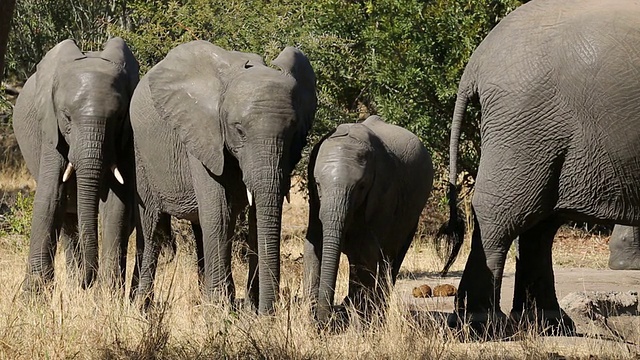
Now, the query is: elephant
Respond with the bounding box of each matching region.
[129,41,316,314]
[609,225,640,270]
[12,37,139,293]
[304,115,433,324]
[438,0,640,331]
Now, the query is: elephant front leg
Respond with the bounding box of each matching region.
[511,217,574,334]
[100,182,135,292]
[190,156,235,306]
[303,196,322,309]
[245,205,259,311]
[191,223,205,292]
[346,259,377,322]
[23,151,66,295]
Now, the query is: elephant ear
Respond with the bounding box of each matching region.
[147,41,247,176]
[100,37,140,97]
[36,39,86,148]
[100,37,140,156]
[272,47,317,172]
[343,123,383,223]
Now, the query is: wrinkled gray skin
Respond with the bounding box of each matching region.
[130,41,316,314]
[609,225,640,270]
[12,38,139,292]
[440,0,640,331]
[305,116,433,324]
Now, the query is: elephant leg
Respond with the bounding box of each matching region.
[448,207,514,329]
[511,217,575,334]
[303,197,322,307]
[23,151,66,294]
[100,183,135,292]
[608,225,640,270]
[346,259,377,319]
[191,222,205,292]
[390,223,419,285]
[189,156,235,305]
[61,211,80,280]
[245,204,259,311]
[376,256,392,309]
[129,206,144,300]
[131,204,165,308]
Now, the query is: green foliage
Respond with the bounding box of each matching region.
[5,0,525,178]
[1,191,34,238]
[5,0,127,81]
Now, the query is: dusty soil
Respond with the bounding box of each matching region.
[397,267,640,314]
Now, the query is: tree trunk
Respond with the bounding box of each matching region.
[0,0,16,83]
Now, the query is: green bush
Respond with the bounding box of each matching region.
[1,190,34,238]
[5,0,525,179]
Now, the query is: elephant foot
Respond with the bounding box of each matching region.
[509,308,576,336]
[608,254,640,270]
[21,273,54,295]
[316,304,350,333]
[19,276,54,306]
[447,310,509,338]
[608,226,640,270]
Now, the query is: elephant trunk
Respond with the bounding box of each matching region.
[316,191,349,324]
[73,116,106,289]
[251,140,287,315]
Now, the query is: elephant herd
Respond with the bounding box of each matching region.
[9,0,640,333]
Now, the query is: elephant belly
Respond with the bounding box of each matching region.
[556,132,640,225]
[131,77,202,221]
[139,144,199,222]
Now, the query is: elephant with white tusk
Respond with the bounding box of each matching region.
[129,41,317,314]
[13,37,139,293]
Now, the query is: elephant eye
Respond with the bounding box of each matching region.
[235,124,246,139]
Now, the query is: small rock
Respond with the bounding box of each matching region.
[412,284,432,298]
[559,291,639,343]
[432,284,457,297]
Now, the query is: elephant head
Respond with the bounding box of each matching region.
[146,41,317,313]
[34,37,139,287]
[310,123,383,322]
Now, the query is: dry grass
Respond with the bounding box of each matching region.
[0,184,637,359]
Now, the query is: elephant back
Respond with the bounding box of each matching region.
[362,115,431,168]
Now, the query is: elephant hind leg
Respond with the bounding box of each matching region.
[130,206,167,308]
[451,206,517,327]
[608,225,640,270]
[390,223,420,285]
[511,216,574,334]
[61,211,80,282]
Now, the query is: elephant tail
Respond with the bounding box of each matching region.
[436,86,471,276]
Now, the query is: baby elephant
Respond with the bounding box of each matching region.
[304,115,433,324]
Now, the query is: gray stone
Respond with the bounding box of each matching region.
[559,291,639,343]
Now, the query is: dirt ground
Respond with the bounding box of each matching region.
[398,267,640,314]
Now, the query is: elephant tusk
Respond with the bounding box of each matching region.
[285,191,290,204]
[62,163,74,182]
[111,165,124,185]
[247,189,253,207]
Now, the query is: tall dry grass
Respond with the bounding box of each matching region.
[0,188,635,359]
